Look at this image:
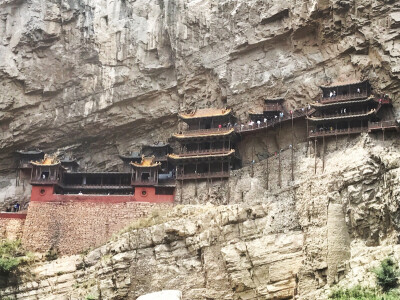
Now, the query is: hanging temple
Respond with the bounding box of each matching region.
[13,79,399,204]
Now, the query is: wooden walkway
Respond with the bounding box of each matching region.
[176,171,230,180]
[236,107,314,134]
[308,120,399,138]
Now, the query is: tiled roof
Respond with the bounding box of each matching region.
[179,108,232,119]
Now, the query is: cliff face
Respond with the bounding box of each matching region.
[1,0,400,204]
[2,136,400,299]
[1,0,400,299]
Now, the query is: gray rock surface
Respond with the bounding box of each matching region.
[1,0,400,299]
[1,137,400,299]
[1,0,400,206]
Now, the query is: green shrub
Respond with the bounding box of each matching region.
[373,257,400,292]
[329,285,400,299]
[45,248,58,261]
[0,240,27,275]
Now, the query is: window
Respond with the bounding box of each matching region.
[141,173,150,181]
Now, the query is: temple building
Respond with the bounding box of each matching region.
[119,152,142,172]
[27,152,174,201]
[60,157,79,172]
[131,156,175,202]
[307,80,393,138]
[16,150,44,182]
[30,154,65,200]
[141,142,173,175]
[168,108,239,180]
[249,97,286,123]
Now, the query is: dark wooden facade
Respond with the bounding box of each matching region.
[168,108,239,180]
[307,80,391,138]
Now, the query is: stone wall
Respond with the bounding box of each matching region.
[0,213,26,241]
[22,201,173,255]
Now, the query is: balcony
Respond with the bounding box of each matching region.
[176,149,233,157]
[176,171,230,180]
[308,126,368,138]
[131,180,158,186]
[30,179,60,185]
[368,120,399,131]
[264,104,283,112]
[320,92,368,104]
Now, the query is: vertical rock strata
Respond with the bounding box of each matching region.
[2,137,400,299]
[0,0,400,299]
[1,0,400,204]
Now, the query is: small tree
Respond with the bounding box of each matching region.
[0,240,25,275]
[373,257,400,292]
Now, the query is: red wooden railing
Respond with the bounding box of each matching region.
[236,107,314,133]
[177,149,232,157]
[176,171,230,180]
[175,127,232,136]
[320,92,368,103]
[264,104,284,112]
[368,120,399,130]
[309,127,368,138]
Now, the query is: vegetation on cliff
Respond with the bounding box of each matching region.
[330,257,400,300]
[0,240,28,275]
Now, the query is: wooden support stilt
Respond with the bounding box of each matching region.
[227,178,230,204]
[314,138,317,175]
[383,129,385,141]
[180,180,183,204]
[251,146,254,178]
[291,113,294,181]
[322,135,325,173]
[266,155,269,190]
[291,145,294,182]
[335,123,338,150]
[278,150,281,188]
[195,163,198,197]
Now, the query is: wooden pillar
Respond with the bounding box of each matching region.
[322,135,325,173]
[383,129,385,141]
[314,138,317,175]
[291,145,294,181]
[278,150,281,188]
[335,123,338,150]
[221,159,224,181]
[251,146,254,178]
[291,112,294,181]
[266,153,269,190]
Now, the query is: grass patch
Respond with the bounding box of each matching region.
[329,285,400,299]
[118,204,213,236]
[122,209,170,232]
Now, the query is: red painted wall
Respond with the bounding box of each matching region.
[0,213,27,219]
[31,185,174,203]
[31,186,55,202]
[135,186,175,203]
